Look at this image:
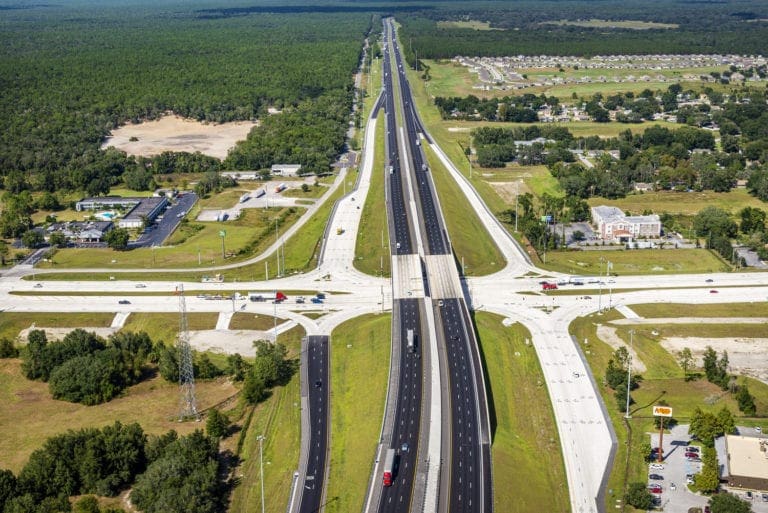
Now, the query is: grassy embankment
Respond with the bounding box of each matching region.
[475,312,569,512]
[424,144,506,275]
[229,325,305,513]
[571,304,768,511]
[325,313,390,512]
[354,113,391,277]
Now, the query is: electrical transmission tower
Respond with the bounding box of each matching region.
[176,284,199,421]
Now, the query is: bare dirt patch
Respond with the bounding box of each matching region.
[487,180,533,203]
[102,114,257,160]
[596,325,647,372]
[660,337,768,385]
[18,326,118,341]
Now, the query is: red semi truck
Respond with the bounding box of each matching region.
[542,282,558,290]
[382,448,395,487]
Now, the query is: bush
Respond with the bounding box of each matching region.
[624,482,654,510]
[0,337,18,358]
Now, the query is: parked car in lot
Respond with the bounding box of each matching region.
[762,492,768,502]
[685,451,699,458]
[650,463,664,470]
[687,446,700,453]
[649,474,663,481]
[648,484,662,494]
[746,491,754,500]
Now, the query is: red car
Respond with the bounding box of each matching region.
[648,484,662,494]
[710,289,718,294]
[685,451,698,458]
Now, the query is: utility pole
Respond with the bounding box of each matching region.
[607,261,613,310]
[598,257,604,312]
[625,330,634,419]
[257,435,266,513]
[515,180,520,232]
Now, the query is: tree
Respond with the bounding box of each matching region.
[678,347,694,379]
[0,468,17,510]
[624,482,654,510]
[21,230,44,249]
[242,372,267,404]
[696,446,720,493]
[694,206,738,239]
[709,492,753,513]
[736,382,756,415]
[205,409,230,439]
[48,231,67,248]
[104,228,129,250]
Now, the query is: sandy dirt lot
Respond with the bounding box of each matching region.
[487,180,533,204]
[19,326,118,341]
[661,336,768,385]
[101,114,257,160]
[596,325,647,372]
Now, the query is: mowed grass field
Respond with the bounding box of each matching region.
[354,113,391,277]
[571,309,768,511]
[587,188,767,216]
[541,248,728,275]
[229,325,305,513]
[631,302,768,318]
[0,359,238,472]
[475,312,569,512]
[325,313,390,513]
[0,312,115,341]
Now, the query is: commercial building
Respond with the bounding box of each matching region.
[47,221,113,243]
[270,164,302,176]
[591,205,661,242]
[721,434,768,492]
[119,197,168,229]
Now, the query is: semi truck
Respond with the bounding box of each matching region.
[254,188,266,198]
[406,329,415,352]
[542,282,558,290]
[275,183,286,193]
[382,448,395,487]
[239,192,250,203]
[248,291,287,303]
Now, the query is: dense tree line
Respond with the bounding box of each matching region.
[435,93,558,121]
[0,424,224,513]
[399,1,768,63]
[0,5,368,195]
[0,421,144,512]
[21,329,152,405]
[131,430,222,513]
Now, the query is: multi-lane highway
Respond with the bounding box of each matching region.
[372,18,492,513]
[297,335,330,513]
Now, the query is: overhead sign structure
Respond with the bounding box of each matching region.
[653,406,673,417]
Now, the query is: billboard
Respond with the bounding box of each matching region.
[653,405,673,417]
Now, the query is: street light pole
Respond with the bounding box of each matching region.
[625,330,634,418]
[515,180,520,233]
[257,435,266,513]
[598,257,604,312]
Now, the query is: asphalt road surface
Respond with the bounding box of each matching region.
[299,335,330,513]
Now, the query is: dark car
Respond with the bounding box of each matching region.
[649,474,663,481]
[687,446,700,453]
[706,278,714,283]
[314,380,322,388]
[118,299,130,305]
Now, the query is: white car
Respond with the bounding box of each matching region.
[649,463,664,470]
[135,283,147,288]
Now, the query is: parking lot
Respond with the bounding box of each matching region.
[131,192,197,248]
[646,425,768,512]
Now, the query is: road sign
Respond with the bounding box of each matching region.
[219,230,226,237]
[653,405,673,417]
